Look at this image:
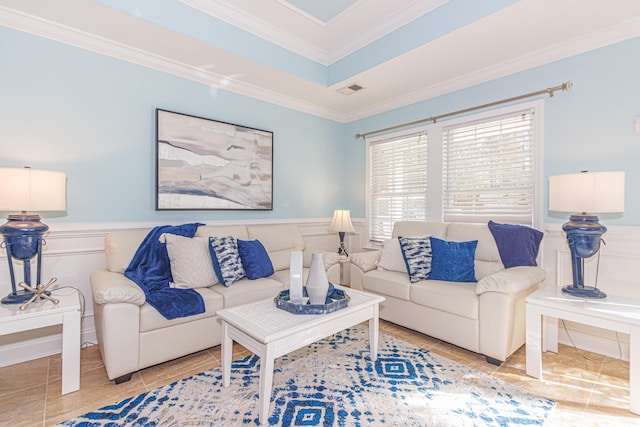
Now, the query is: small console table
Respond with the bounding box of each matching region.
[0,291,81,394]
[525,286,640,415]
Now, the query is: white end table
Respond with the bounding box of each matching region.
[218,285,384,425]
[525,286,640,415]
[0,291,81,394]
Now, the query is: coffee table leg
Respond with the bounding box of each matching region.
[222,322,232,387]
[370,304,379,361]
[258,346,275,425]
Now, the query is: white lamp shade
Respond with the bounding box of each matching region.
[0,167,67,212]
[549,171,625,214]
[328,209,356,233]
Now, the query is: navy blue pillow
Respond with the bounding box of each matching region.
[429,237,477,282]
[237,239,274,280]
[488,220,543,268]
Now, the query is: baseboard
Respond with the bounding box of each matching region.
[557,322,630,362]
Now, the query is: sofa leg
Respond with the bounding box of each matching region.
[485,356,503,366]
[114,373,133,384]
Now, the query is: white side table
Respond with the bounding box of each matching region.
[0,291,81,394]
[526,286,640,415]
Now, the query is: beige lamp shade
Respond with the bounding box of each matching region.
[328,209,356,233]
[548,171,625,214]
[0,167,67,212]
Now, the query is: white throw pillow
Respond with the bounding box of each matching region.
[164,234,218,288]
[376,238,407,273]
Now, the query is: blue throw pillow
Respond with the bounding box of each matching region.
[237,239,274,280]
[488,220,543,268]
[208,236,246,286]
[398,236,432,283]
[429,237,477,282]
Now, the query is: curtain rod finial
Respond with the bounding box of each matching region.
[354,133,363,140]
[563,81,573,92]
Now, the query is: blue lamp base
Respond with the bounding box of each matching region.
[562,284,606,299]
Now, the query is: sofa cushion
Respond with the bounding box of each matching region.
[164,234,218,288]
[210,277,284,307]
[376,238,407,273]
[392,221,449,239]
[139,287,223,333]
[248,224,306,271]
[398,236,432,282]
[446,223,500,263]
[361,269,411,301]
[209,236,246,286]
[429,237,477,282]
[104,229,150,273]
[196,225,249,240]
[238,239,275,279]
[488,220,543,268]
[410,280,478,319]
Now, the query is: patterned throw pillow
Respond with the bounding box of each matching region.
[208,236,246,287]
[398,236,432,283]
[164,234,218,288]
[429,237,477,282]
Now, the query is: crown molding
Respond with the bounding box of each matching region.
[0,6,345,122]
[344,17,640,122]
[180,0,328,64]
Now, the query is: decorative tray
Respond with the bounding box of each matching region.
[274,286,349,315]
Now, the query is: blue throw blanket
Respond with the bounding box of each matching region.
[125,223,205,320]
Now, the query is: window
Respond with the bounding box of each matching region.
[365,101,542,244]
[443,110,536,224]
[367,132,428,243]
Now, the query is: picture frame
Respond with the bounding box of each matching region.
[155,109,273,210]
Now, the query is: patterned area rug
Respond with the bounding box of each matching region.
[59,326,554,426]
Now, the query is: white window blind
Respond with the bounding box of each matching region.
[442,110,535,225]
[368,133,428,243]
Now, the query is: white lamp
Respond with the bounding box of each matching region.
[0,167,67,304]
[328,209,356,257]
[549,171,625,298]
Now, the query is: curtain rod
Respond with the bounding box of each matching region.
[354,81,572,140]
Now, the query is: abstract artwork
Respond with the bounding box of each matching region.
[156,109,273,210]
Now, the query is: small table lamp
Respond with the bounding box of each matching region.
[328,209,356,257]
[0,167,67,304]
[548,171,625,298]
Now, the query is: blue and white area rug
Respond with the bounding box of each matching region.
[59,325,554,426]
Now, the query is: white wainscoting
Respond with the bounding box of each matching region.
[0,219,341,367]
[540,223,640,362]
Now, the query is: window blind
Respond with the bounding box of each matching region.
[442,110,535,225]
[368,132,428,242]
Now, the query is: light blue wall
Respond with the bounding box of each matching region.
[2,25,639,227]
[345,36,640,226]
[0,27,345,224]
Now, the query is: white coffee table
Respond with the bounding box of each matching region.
[218,285,384,425]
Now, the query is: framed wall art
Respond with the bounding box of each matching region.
[156,109,273,210]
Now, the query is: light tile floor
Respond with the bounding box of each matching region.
[0,320,637,426]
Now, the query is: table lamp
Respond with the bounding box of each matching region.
[328,209,356,257]
[548,171,625,298]
[0,167,67,304]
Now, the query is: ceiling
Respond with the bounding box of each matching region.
[1,0,640,122]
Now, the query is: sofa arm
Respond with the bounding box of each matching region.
[90,270,146,305]
[349,251,381,273]
[475,266,545,295]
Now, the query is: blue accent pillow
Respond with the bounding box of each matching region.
[398,236,432,283]
[208,236,246,286]
[429,237,477,282]
[237,239,274,280]
[488,220,543,268]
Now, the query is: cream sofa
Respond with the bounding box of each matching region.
[91,223,340,383]
[349,221,545,364]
